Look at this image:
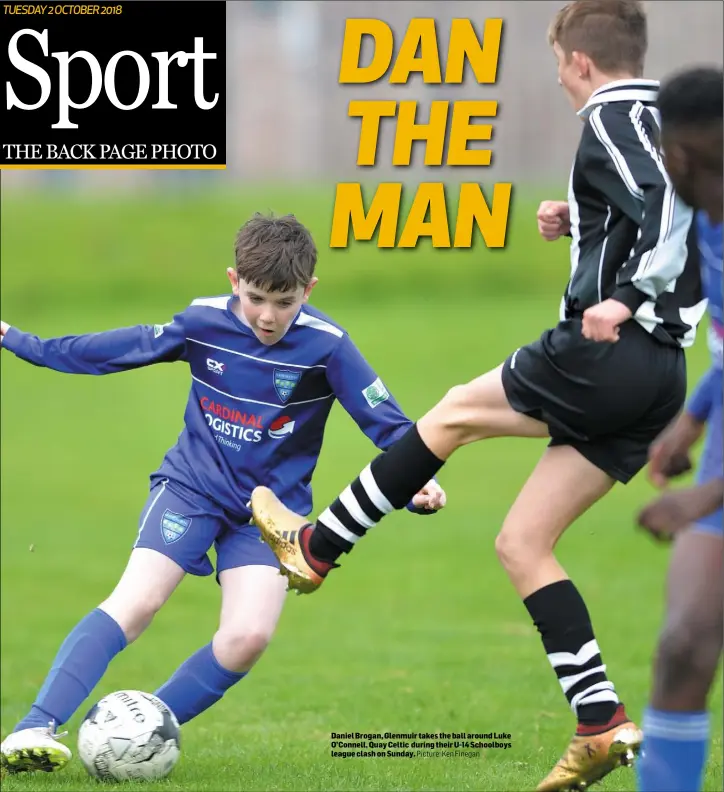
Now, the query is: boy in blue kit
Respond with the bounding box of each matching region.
[0,213,446,774]
[635,66,723,792]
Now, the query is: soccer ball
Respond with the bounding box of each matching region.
[77,690,181,781]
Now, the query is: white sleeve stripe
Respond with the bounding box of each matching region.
[589,106,643,200]
[630,103,669,182]
[626,103,675,288]
[634,188,691,294]
[631,180,675,286]
[589,101,692,297]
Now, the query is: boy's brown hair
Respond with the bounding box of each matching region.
[548,0,648,77]
[234,213,317,292]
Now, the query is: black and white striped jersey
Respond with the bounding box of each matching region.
[562,79,705,348]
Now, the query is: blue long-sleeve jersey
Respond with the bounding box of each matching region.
[687,212,723,423]
[3,296,422,520]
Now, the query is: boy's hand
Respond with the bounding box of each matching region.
[647,412,704,488]
[581,299,632,342]
[0,321,9,347]
[637,490,696,541]
[637,481,723,541]
[537,200,571,241]
[412,479,447,511]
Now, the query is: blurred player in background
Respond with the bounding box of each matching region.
[0,213,444,774]
[635,65,723,792]
[250,2,707,790]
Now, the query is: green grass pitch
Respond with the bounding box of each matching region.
[1,186,721,791]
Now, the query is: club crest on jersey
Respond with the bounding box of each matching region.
[269,415,295,439]
[160,510,192,544]
[153,323,171,338]
[362,377,390,408]
[273,369,301,403]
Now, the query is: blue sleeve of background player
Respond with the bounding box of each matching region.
[686,366,721,422]
[325,334,436,515]
[1,312,187,375]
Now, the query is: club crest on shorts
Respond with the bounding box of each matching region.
[273,368,301,403]
[160,510,192,544]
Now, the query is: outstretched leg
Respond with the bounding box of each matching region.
[252,365,548,592]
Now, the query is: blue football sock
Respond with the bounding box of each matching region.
[638,708,710,792]
[154,643,247,725]
[14,608,127,732]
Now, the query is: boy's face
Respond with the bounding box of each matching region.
[660,131,692,205]
[661,127,724,221]
[553,42,591,113]
[227,270,317,346]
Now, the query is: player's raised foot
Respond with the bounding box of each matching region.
[0,722,72,774]
[536,705,642,791]
[250,486,336,594]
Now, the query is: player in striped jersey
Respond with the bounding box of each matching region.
[249,3,708,791]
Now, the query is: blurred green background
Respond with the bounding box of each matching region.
[1,185,721,792]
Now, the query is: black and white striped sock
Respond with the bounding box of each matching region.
[549,638,619,720]
[309,424,445,562]
[524,580,620,726]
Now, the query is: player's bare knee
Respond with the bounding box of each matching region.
[656,619,723,687]
[495,530,541,574]
[213,626,274,672]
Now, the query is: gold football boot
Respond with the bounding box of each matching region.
[250,486,332,594]
[537,711,642,792]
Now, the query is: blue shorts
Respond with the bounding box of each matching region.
[133,478,278,576]
[693,397,723,536]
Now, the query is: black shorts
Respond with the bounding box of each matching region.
[501,318,686,483]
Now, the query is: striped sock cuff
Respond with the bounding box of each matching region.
[642,708,710,742]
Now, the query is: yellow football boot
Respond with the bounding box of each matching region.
[537,707,642,791]
[251,486,333,594]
